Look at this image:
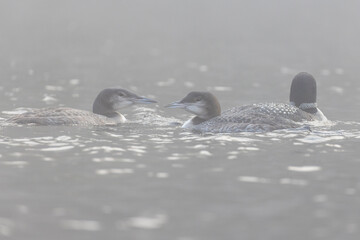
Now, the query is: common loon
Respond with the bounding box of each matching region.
[6,88,157,126]
[165,72,327,133]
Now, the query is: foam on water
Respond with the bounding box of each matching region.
[288,166,322,172]
[0,218,14,237]
[0,110,359,240]
[120,214,168,230]
[61,220,102,231]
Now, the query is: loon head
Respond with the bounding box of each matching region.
[289,72,318,114]
[92,88,157,118]
[165,91,221,124]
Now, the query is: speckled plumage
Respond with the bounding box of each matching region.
[166,72,327,133]
[190,103,316,133]
[5,88,156,126]
[6,107,117,126]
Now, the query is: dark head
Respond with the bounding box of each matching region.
[165,91,221,122]
[92,88,157,117]
[290,72,317,113]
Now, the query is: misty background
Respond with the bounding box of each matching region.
[1,1,360,240]
[0,0,359,120]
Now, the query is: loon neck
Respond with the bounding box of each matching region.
[290,102,318,114]
[109,112,126,123]
[192,116,209,125]
[182,116,209,129]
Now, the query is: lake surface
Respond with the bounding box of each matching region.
[0,1,360,239]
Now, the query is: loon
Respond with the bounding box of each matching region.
[165,72,327,133]
[6,88,157,126]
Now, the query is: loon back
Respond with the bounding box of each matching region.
[186,103,314,133]
[6,107,117,126]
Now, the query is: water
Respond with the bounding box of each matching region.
[1,1,360,239]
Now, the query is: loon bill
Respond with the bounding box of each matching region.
[6,88,157,126]
[165,72,327,133]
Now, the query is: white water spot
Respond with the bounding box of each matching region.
[48,143,69,147]
[184,81,194,88]
[52,208,66,216]
[334,68,344,75]
[136,164,147,168]
[345,188,356,195]
[191,144,208,149]
[199,65,208,72]
[101,205,113,214]
[313,194,328,203]
[171,163,184,168]
[320,69,331,76]
[2,161,28,166]
[227,151,238,160]
[10,152,24,157]
[23,141,40,146]
[212,86,232,91]
[61,220,102,231]
[42,94,58,104]
[215,136,258,143]
[228,151,238,155]
[166,153,189,161]
[293,142,304,146]
[157,78,175,87]
[167,156,181,161]
[41,146,74,151]
[297,135,344,143]
[279,178,308,186]
[69,79,80,85]
[83,146,125,153]
[237,146,260,151]
[96,169,109,175]
[96,168,133,175]
[119,158,136,163]
[28,69,34,75]
[330,86,344,95]
[280,66,297,75]
[346,223,358,234]
[129,85,138,92]
[92,157,115,162]
[238,176,271,184]
[123,214,168,229]
[199,150,212,156]
[156,172,169,178]
[45,85,64,91]
[56,136,72,141]
[110,168,134,174]
[17,205,29,214]
[325,143,342,148]
[252,82,261,88]
[0,218,13,237]
[288,166,321,172]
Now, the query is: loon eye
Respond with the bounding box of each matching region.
[195,97,201,102]
[118,92,125,97]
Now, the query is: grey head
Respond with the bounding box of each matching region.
[165,91,221,124]
[92,88,157,118]
[289,72,317,114]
